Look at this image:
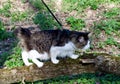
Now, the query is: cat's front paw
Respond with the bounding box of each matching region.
[36,62,44,68]
[52,59,59,64]
[70,54,79,59]
[25,63,33,66]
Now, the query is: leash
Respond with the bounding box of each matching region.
[41,0,63,30]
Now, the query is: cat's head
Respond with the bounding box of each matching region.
[13,27,31,39]
[70,31,90,50]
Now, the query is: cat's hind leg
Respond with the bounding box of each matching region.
[22,51,33,66]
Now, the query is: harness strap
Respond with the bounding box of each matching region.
[41,0,63,30]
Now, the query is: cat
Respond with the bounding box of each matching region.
[14,27,90,67]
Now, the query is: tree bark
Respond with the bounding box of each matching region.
[0,51,120,84]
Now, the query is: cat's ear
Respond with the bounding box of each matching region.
[20,27,30,34]
[13,26,23,35]
[20,27,26,32]
[78,36,84,43]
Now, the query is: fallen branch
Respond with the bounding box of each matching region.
[0,50,120,83]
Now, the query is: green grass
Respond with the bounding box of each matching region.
[63,0,120,12]
[0,0,11,17]
[62,0,100,12]
[94,19,120,35]
[29,0,45,11]
[0,39,23,69]
[97,37,120,49]
[93,5,120,49]
[33,12,60,30]
[11,11,30,22]
[93,5,120,36]
[105,37,120,49]
[30,0,61,30]
[0,0,33,24]
[0,0,61,30]
[91,2,120,50]
[0,39,16,67]
[0,21,13,40]
[105,37,117,46]
[4,45,24,68]
[103,8,120,18]
[66,16,85,30]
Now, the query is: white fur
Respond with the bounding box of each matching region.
[82,40,90,50]
[22,50,49,67]
[50,41,78,64]
[22,51,33,66]
[21,41,90,67]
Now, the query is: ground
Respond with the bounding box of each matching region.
[0,0,120,83]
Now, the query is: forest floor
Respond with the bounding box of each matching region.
[0,0,120,83]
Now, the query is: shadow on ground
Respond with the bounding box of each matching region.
[26,73,120,84]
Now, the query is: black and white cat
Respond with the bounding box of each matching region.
[14,27,90,67]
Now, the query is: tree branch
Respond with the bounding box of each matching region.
[0,50,120,83]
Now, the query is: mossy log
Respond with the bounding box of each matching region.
[0,51,120,83]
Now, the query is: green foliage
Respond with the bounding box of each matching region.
[94,6,120,38]
[0,40,17,66]
[66,16,85,30]
[105,37,120,48]
[0,52,10,66]
[0,21,13,40]
[97,37,120,49]
[63,0,120,13]
[0,0,11,17]
[103,8,120,18]
[33,12,60,30]
[0,0,32,23]
[30,0,61,30]
[97,42,105,48]
[94,19,120,35]
[29,0,45,10]
[11,11,30,22]
[63,0,105,12]
[4,46,24,69]
[105,37,117,46]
